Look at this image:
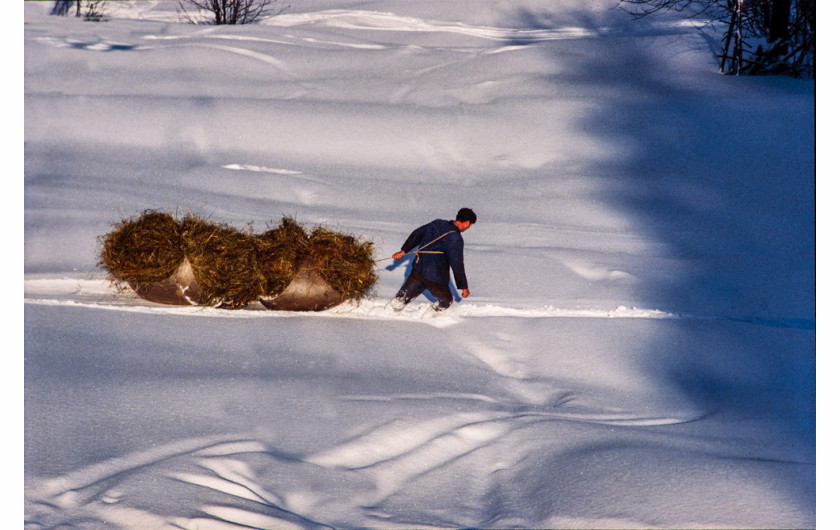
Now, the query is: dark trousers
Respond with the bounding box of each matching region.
[395,270,454,310]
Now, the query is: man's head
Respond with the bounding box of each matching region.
[454,207,477,232]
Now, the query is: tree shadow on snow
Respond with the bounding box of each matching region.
[504,3,815,520]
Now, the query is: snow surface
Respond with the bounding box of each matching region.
[23,1,816,528]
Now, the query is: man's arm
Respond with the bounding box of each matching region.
[392,224,427,260]
[448,238,469,292]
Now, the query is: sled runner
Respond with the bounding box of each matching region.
[127,257,204,306]
[259,262,344,311]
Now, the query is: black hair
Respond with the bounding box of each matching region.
[456,208,477,224]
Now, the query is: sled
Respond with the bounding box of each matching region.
[128,258,204,306]
[127,258,345,311]
[259,262,344,312]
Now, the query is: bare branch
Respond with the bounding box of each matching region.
[178,0,285,25]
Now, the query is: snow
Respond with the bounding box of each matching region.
[22,1,816,528]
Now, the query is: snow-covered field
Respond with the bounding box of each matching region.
[23,1,816,528]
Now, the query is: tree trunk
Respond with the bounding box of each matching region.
[769,0,792,44]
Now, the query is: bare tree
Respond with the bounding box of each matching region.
[619,0,814,77]
[50,1,74,16]
[81,0,107,21]
[178,0,286,25]
[50,0,107,21]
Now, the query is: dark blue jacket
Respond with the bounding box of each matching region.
[401,219,468,289]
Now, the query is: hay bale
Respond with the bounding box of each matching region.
[259,225,377,311]
[255,217,309,297]
[99,210,184,290]
[180,215,264,309]
[304,227,377,300]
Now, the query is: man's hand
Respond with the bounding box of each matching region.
[392,250,406,260]
[461,289,470,298]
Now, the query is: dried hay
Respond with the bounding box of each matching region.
[99,210,184,291]
[306,227,377,300]
[99,211,377,311]
[180,215,263,309]
[255,217,309,297]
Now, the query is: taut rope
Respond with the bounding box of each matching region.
[410,230,455,263]
[376,230,456,263]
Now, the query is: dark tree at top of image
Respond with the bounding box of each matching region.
[620,0,814,77]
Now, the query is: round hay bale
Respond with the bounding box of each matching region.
[305,227,377,299]
[259,227,377,311]
[256,217,309,297]
[99,210,185,291]
[180,215,264,309]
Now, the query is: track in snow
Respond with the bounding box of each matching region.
[24,277,812,329]
[24,277,676,325]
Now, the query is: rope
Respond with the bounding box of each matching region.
[376,230,456,263]
[410,230,455,263]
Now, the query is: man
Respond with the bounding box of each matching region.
[389,208,477,311]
